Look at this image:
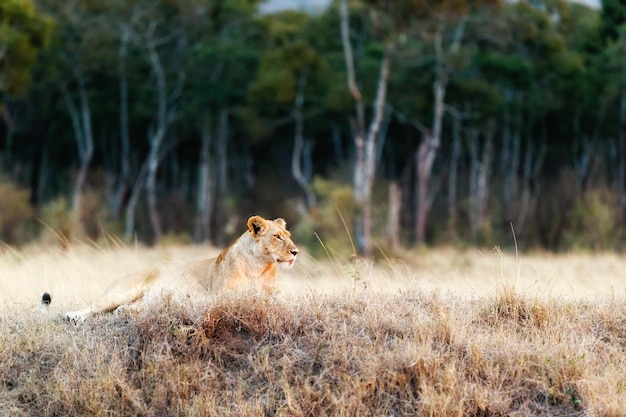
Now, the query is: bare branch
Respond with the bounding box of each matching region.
[339,0,360,102]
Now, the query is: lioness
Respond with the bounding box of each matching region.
[64,215,298,322]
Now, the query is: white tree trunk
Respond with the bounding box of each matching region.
[386,180,401,251]
[217,108,229,198]
[195,116,214,243]
[618,91,626,229]
[500,104,521,221]
[354,46,392,255]
[468,125,494,241]
[292,75,316,208]
[447,108,462,234]
[60,68,94,238]
[414,18,465,245]
[123,158,148,241]
[213,107,229,246]
[112,23,132,219]
[516,138,546,232]
[415,130,439,245]
[414,66,444,244]
[123,20,183,243]
[144,26,167,244]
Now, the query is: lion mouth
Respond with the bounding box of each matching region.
[278,257,296,269]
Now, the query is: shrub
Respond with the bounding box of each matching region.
[569,189,619,251]
[38,197,73,247]
[293,176,357,258]
[0,176,34,244]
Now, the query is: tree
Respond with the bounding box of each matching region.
[121,0,193,243]
[35,0,117,238]
[599,0,626,233]
[184,0,262,243]
[248,10,327,210]
[0,0,52,163]
[413,13,469,245]
[403,0,500,245]
[339,0,395,255]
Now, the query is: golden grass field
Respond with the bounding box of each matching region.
[2,242,625,309]
[1,241,625,416]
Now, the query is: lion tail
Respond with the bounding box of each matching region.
[40,292,52,313]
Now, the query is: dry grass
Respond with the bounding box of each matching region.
[0,243,625,416]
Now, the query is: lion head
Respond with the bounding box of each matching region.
[247,215,299,269]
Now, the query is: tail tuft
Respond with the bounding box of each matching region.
[42,292,52,305]
[40,292,52,313]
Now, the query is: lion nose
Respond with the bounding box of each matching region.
[290,249,299,256]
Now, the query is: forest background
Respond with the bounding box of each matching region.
[1,0,625,256]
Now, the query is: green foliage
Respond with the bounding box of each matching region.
[600,0,626,43]
[450,78,502,117]
[0,0,53,96]
[246,10,329,141]
[0,0,622,252]
[600,21,626,95]
[476,53,532,89]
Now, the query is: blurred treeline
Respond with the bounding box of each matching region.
[0,0,624,254]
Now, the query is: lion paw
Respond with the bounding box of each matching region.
[65,310,86,324]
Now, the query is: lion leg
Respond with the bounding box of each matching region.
[66,270,156,322]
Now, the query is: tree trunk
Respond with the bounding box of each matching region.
[73,81,94,221]
[500,104,521,221]
[340,0,393,255]
[331,123,344,163]
[122,139,178,241]
[194,116,214,243]
[447,107,462,234]
[415,130,439,245]
[573,136,594,191]
[339,0,365,139]
[468,125,494,241]
[414,47,444,244]
[123,159,148,241]
[60,69,94,239]
[386,180,401,251]
[214,107,229,246]
[340,0,366,254]
[477,126,494,230]
[123,21,182,243]
[618,90,626,231]
[1,105,16,167]
[354,46,392,255]
[292,75,316,209]
[144,149,162,243]
[516,137,546,232]
[112,23,132,219]
[144,28,168,244]
[414,18,465,245]
[217,108,229,198]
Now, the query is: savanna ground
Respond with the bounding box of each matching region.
[1,240,625,416]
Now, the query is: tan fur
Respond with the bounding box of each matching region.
[65,215,299,322]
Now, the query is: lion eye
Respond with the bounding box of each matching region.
[274,234,283,241]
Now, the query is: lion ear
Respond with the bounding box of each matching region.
[273,218,286,229]
[247,215,268,238]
